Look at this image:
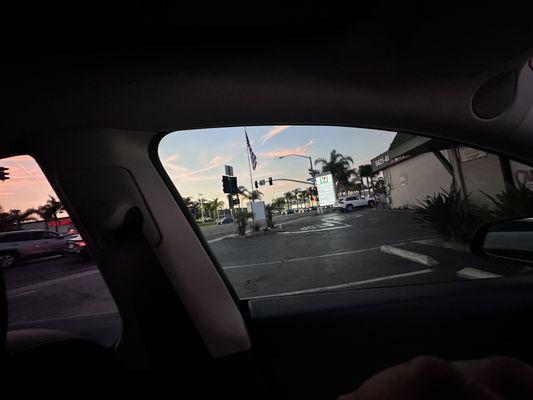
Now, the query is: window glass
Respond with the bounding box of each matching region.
[158,126,533,299]
[0,155,120,346]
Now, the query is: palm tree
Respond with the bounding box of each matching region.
[359,164,374,194]
[238,186,263,201]
[270,197,286,213]
[208,198,225,220]
[36,196,64,231]
[292,188,302,210]
[284,191,295,211]
[9,209,36,229]
[315,149,355,194]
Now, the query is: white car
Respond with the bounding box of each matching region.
[334,195,376,211]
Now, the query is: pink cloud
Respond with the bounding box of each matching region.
[165,154,232,182]
[0,155,60,212]
[258,139,315,158]
[260,126,290,144]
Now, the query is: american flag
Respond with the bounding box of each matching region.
[245,129,258,170]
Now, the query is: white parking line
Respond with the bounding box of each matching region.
[223,236,437,270]
[457,267,502,280]
[6,269,99,298]
[9,290,38,299]
[224,245,383,269]
[380,245,439,267]
[244,269,433,299]
[207,234,235,243]
[278,225,351,234]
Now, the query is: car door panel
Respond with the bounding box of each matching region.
[246,276,533,399]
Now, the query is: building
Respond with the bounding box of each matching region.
[19,216,76,233]
[371,133,533,209]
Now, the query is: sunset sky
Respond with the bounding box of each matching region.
[0,155,63,213]
[0,126,395,214]
[159,125,395,207]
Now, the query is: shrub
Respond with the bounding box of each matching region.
[413,187,490,244]
[483,184,533,219]
[234,210,252,236]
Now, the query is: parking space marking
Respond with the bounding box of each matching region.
[207,234,235,243]
[380,245,439,267]
[9,290,38,298]
[244,269,433,299]
[224,245,382,269]
[457,267,502,280]
[223,236,437,270]
[279,224,351,234]
[6,269,99,297]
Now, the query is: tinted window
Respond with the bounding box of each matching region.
[0,155,121,346]
[158,126,533,299]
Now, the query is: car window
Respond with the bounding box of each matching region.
[0,155,120,346]
[157,126,533,300]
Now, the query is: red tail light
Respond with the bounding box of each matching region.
[77,241,87,247]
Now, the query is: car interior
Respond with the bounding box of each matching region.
[2,3,533,398]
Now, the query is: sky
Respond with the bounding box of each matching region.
[159,125,395,207]
[0,126,394,213]
[0,155,66,214]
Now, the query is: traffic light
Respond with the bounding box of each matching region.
[0,167,9,181]
[254,181,258,189]
[229,176,238,194]
[268,177,273,186]
[222,175,231,193]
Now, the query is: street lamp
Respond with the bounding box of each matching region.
[278,154,315,186]
[197,193,205,220]
[278,154,320,212]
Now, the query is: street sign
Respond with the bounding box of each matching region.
[306,177,314,183]
[316,173,336,206]
[225,165,234,176]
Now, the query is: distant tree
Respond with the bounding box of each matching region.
[208,198,225,220]
[36,196,64,232]
[9,209,36,229]
[292,188,302,210]
[238,186,263,201]
[358,164,374,191]
[315,150,355,194]
[270,197,286,213]
[284,191,295,210]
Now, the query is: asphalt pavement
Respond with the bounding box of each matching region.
[4,208,531,333]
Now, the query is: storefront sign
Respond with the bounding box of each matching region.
[316,173,336,206]
[459,147,487,162]
[511,160,533,189]
[48,217,72,227]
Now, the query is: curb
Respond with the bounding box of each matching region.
[457,267,501,280]
[380,245,439,267]
[413,238,469,252]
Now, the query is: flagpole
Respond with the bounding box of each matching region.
[244,127,256,227]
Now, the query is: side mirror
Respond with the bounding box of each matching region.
[471,217,533,263]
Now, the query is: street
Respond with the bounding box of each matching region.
[4,209,530,329]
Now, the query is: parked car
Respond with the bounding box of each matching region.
[63,234,90,259]
[217,216,233,225]
[0,230,67,267]
[334,195,376,212]
[195,216,213,223]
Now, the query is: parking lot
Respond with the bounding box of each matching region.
[4,208,531,326]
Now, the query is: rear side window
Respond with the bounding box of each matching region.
[0,155,120,346]
[158,126,533,300]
